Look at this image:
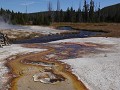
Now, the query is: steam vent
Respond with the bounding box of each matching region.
[0,32,9,47]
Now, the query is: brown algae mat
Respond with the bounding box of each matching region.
[7,44,88,90]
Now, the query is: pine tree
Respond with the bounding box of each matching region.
[83,0,89,22]
[48,1,52,23]
[65,7,71,22]
[57,0,60,11]
[98,2,101,22]
[59,9,64,22]
[76,8,82,22]
[89,0,94,22]
[70,7,76,22]
[55,0,61,22]
[48,1,52,12]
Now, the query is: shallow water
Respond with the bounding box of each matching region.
[14,27,105,44]
[57,26,73,30]
[44,43,104,60]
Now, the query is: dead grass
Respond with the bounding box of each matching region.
[51,23,120,37]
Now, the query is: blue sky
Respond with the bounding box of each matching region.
[0,0,120,13]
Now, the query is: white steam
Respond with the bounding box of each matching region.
[0,16,66,35]
[0,16,27,30]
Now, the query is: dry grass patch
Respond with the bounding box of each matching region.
[51,23,120,37]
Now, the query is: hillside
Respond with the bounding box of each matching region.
[100,3,120,22]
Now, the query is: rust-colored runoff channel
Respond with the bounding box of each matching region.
[7,44,88,90]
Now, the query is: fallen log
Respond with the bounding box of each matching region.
[0,32,9,47]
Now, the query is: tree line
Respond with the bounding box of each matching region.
[0,0,119,25]
[46,0,101,23]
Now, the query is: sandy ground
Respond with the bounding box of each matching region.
[50,37,120,90]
